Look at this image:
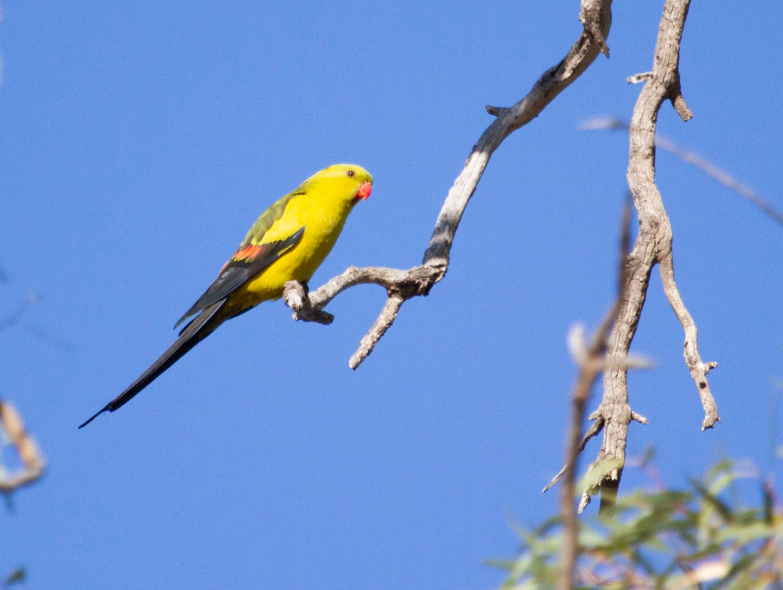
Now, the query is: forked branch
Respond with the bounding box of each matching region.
[556,0,719,516]
[284,0,614,368]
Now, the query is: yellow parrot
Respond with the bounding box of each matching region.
[80,164,373,428]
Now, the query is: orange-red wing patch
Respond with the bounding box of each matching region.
[219,243,270,273]
[177,227,305,331]
[233,243,268,262]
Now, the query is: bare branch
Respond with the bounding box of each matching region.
[304,265,443,311]
[0,293,39,334]
[623,0,712,419]
[285,0,615,367]
[349,293,405,369]
[421,0,613,269]
[553,196,641,590]
[583,0,715,513]
[555,310,614,590]
[667,75,693,122]
[282,281,334,325]
[0,401,45,493]
[627,72,653,84]
[658,253,719,430]
[580,0,612,57]
[567,323,655,372]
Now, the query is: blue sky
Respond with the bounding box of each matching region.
[1,1,781,588]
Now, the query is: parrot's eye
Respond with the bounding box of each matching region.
[347,170,355,177]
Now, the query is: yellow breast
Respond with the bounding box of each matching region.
[233,188,357,306]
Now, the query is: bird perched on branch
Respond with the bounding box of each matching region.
[80,164,373,428]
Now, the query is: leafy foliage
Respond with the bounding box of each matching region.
[493,458,783,589]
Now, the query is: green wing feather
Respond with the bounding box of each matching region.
[240,185,307,247]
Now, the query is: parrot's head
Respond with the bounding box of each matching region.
[312,164,373,202]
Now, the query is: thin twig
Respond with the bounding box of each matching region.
[542,416,604,493]
[0,294,38,333]
[579,116,783,227]
[349,293,405,369]
[658,253,719,429]
[284,0,615,368]
[0,293,70,349]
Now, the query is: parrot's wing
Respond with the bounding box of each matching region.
[175,227,305,331]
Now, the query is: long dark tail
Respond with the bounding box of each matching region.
[79,301,228,428]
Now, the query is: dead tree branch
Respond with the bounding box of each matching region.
[554,203,632,590]
[569,0,716,514]
[550,200,656,590]
[0,401,45,493]
[284,0,614,368]
[0,296,48,494]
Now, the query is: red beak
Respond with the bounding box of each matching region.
[356,181,372,200]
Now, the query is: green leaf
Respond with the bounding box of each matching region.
[715,521,774,544]
[582,456,624,492]
[692,478,734,522]
[492,454,783,590]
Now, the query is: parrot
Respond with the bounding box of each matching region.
[79,164,373,428]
